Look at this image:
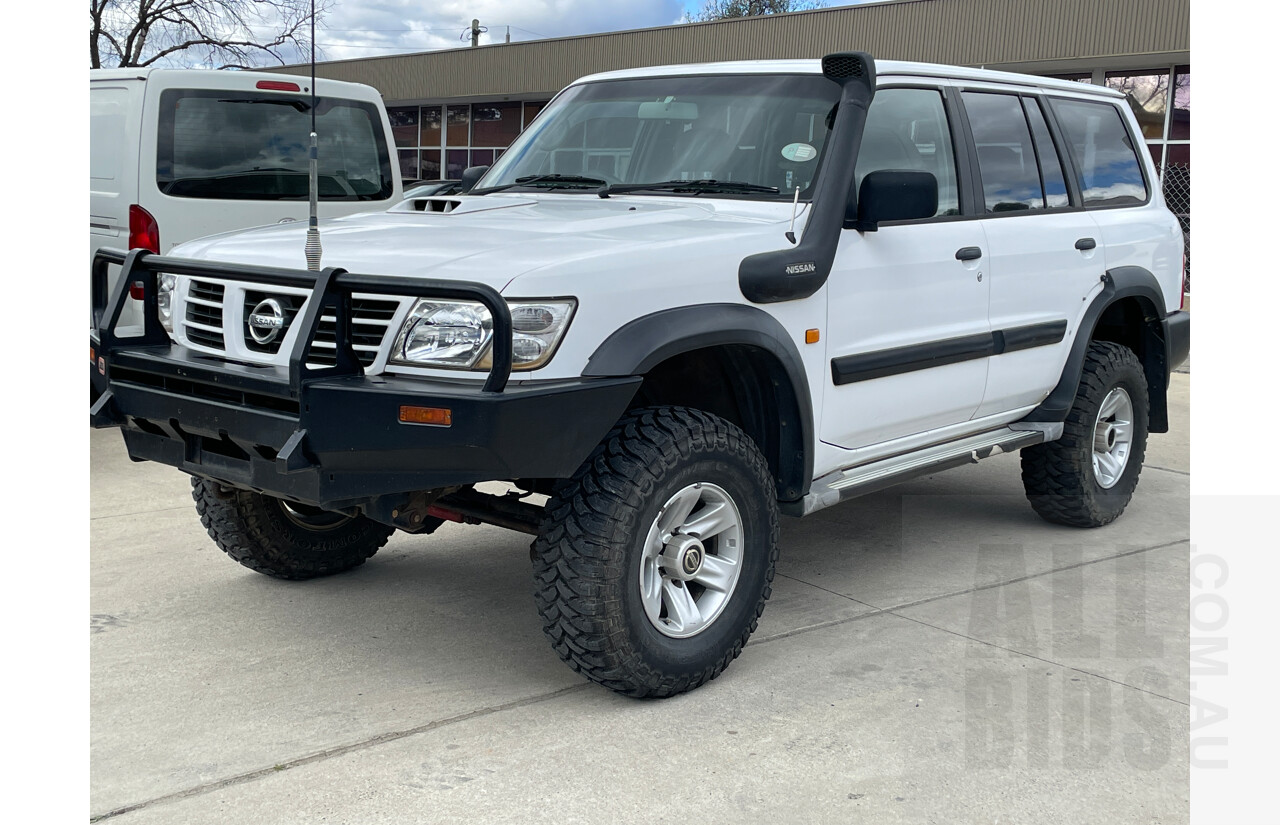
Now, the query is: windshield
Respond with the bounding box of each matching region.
[156,89,395,201]
[481,74,841,199]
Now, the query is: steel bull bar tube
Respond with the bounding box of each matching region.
[88,247,558,509]
[91,246,514,397]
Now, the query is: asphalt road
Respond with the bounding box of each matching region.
[91,373,1190,824]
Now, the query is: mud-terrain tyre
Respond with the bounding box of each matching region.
[1021,341,1149,528]
[191,478,395,580]
[532,406,780,698]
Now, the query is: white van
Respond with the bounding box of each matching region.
[89,68,402,262]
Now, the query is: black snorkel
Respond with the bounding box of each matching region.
[738,51,876,304]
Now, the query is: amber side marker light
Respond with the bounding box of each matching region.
[805,329,821,344]
[399,405,452,426]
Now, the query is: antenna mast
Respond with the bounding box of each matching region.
[305,0,322,271]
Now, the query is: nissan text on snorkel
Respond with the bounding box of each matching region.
[90,52,1190,697]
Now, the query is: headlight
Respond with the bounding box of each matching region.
[158,273,176,332]
[390,298,575,371]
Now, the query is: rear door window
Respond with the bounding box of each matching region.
[961,91,1046,212]
[1023,98,1070,208]
[1047,98,1149,207]
[156,89,394,201]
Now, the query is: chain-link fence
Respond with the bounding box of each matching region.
[1161,163,1190,293]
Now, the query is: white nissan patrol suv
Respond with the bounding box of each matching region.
[90,53,1190,698]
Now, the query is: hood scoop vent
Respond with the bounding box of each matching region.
[393,195,535,216]
[415,197,463,213]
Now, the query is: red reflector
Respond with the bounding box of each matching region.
[256,80,301,92]
[426,505,465,524]
[128,204,160,254]
[399,406,452,426]
[129,281,146,301]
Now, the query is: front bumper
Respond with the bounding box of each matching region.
[90,248,640,511]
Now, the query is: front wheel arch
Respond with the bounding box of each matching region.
[583,304,814,501]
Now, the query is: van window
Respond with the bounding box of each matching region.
[91,87,129,182]
[1048,98,1148,207]
[962,92,1046,212]
[156,89,394,201]
[854,88,959,217]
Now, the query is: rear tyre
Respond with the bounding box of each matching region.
[1021,341,1149,527]
[191,478,394,579]
[532,406,780,698]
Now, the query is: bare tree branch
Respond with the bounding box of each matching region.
[90,0,329,69]
[686,0,826,22]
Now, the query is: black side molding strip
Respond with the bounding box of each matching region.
[831,320,1067,385]
[996,320,1069,354]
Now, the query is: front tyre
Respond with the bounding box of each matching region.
[1021,341,1149,527]
[191,478,394,579]
[532,407,780,698]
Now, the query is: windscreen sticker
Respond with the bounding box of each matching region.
[781,142,817,162]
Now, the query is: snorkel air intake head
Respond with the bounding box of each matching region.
[738,51,876,304]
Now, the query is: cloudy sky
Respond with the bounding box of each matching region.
[312,1,773,63]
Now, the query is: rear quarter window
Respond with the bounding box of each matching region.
[1048,98,1149,207]
[156,89,394,201]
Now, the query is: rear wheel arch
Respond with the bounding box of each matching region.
[1025,267,1172,433]
[583,305,814,501]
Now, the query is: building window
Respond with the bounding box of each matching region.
[391,100,549,182]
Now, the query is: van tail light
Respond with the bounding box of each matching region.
[128,204,160,254]
[256,80,301,92]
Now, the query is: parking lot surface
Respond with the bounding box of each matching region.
[91,374,1190,824]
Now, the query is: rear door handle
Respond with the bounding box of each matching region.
[955,246,983,261]
[1075,237,1097,251]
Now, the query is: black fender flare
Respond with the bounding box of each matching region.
[1024,266,1171,428]
[582,304,815,499]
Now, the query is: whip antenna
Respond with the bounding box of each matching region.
[305,0,322,271]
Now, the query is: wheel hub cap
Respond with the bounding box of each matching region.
[1091,387,1134,489]
[638,482,745,639]
[661,535,706,580]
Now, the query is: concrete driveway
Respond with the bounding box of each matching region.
[91,374,1190,824]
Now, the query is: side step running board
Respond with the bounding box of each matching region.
[783,427,1048,517]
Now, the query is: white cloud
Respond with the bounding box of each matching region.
[311,0,689,63]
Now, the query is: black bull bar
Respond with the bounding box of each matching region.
[89,248,640,512]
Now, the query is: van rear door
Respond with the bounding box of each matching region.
[90,80,141,259]
[138,73,401,252]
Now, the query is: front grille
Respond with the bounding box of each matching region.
[183,281,225,350]
[179,279,399,367]
[307,298,400,368]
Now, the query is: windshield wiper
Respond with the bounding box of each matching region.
[597,179,781,198]
[471,174,611,195]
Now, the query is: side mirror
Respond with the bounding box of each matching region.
[459,165,490,193]
[850,170,938,232]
